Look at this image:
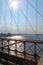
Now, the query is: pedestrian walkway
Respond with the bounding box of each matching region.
[38,55,43,65]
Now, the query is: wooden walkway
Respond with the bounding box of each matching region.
[38,55,43,65]
[0,52,36,65]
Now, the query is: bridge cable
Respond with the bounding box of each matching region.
[18,2,19,34]
[20,8,36,34]
[36,0,37,39]
[28,0,43,18]
[0,0,7,33]
[26,0,28,34]
[19,0,41,40]
[6,0,21,34]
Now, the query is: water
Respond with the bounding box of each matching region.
[0,34,43,56]
[0,34,43,40]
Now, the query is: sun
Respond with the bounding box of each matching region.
[8,0,20,11]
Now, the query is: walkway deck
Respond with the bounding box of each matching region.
[0,52,36,65]
[38,55,43,65]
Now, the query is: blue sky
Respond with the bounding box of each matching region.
[0,0,43,34]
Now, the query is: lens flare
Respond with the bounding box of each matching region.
[8,0,20,11]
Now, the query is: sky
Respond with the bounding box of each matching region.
[0,0,43,34]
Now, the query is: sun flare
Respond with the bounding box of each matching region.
[8,0,20,11]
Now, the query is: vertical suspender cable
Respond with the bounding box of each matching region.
[0,1,1,33]
[7,0,21,34]
[4,0,7,33]
[10,11,13,33]
[28,0,43,18]
[0,0,2,33]
[0,0,3,33]
[36,0,37,39]
[6,0,11,34]
[10,5,12,34]
[10,6,12,34]
[0,0,7,33]
[26,0,28,34]
[6,0,7,33]
[4,0,6,33]
[18,3,19,34]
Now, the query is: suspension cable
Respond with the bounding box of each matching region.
[6,0,21,34]
[28,0,43,18]
[5,0,8,33]
[18,3,19,34]
[0,0,6,33]
[26,0,28,34]
[19,0,41,40]
[36,0,37,39]
[0,0,2,33]
[0,0,1,32]
[20,8,36,34]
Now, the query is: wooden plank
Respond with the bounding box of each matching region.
[38,55,43,65]
[0,52,35,65]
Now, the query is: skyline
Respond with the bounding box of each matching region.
[0,0,43,34]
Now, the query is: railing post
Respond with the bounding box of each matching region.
[34,42,37,64]
[15,41,17,56]
[15,40,17,65]
[23,42,26,59]
[2,40,3,52]
[7,40,10,54]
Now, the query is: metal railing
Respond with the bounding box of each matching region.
[0,37,43,65]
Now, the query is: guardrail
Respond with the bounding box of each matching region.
[0,37,43,65]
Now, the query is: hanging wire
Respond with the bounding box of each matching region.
[0,0,1,32]
[6,0,12,34]
[28,0,43,18]
[0,0,7,33]
[0,0,3,33]
[26,0,28,34]
[0,0,6,33]
[10,11,12,34]
[36,0,37,34]
[6,0,13,34]
[6,0,21,34]
[20,8,36,34]
[0,3,1,24]
[19,1,41,40]
[36,0,37,39]
[4,0,7,33]
[10,2,12,34]
[18,2,19,34]
[5,0,8,33]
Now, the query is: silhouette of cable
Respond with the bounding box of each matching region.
[0,0,21,34]
[9,10,21,34]
[0,0,7,33]
[20,8,36,34]
[19,2,41,40]
[18,3,19,34]
[26,0,28,34]
[6,0,21,34]
[36,0,37,39]
[0,1,1,32]
[5,0,8,33]
[10,10,12,33]
[28,0,43,18]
